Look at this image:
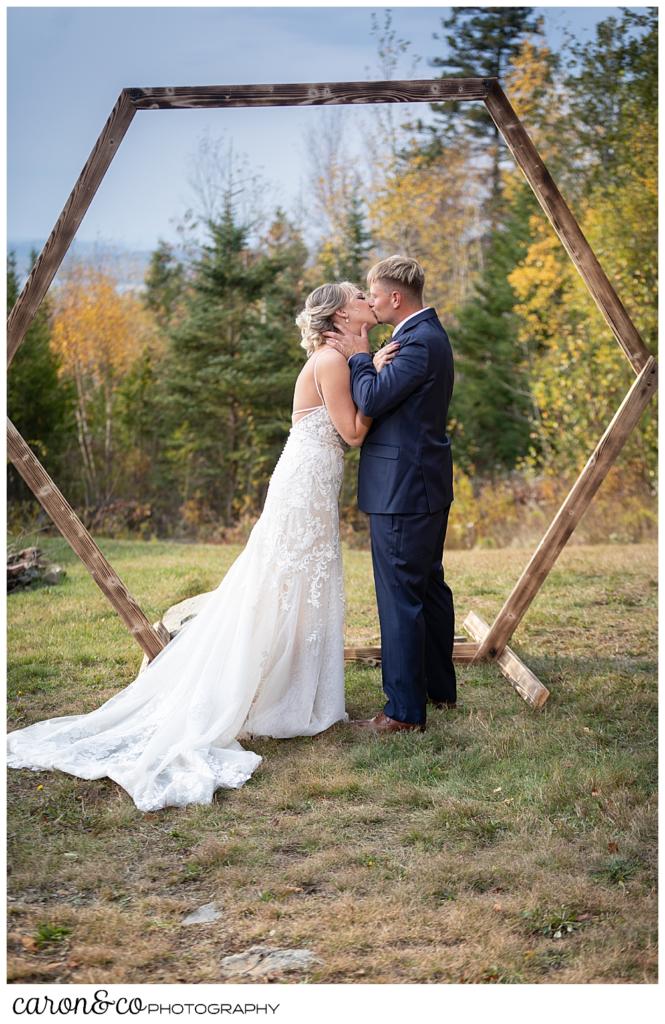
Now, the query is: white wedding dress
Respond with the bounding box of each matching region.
[7,363,348,811]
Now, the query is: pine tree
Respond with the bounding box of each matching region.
[312,183,373,286]
[426,6,543,230]
[113,343,167,530]
[7,251,75,504]
[449,183,537,475]
[563,9,657,198]
[336,189,373,283]
[163,203,306,528]
[144,240,186,330]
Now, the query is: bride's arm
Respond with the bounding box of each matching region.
[316,348,371,447]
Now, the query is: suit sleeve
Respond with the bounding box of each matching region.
[349,335,429,418]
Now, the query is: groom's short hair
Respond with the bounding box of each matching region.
[367,255,425,302]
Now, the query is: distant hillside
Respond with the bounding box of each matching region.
[7,239,157,294]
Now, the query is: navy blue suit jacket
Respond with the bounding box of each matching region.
[349,307,454,514]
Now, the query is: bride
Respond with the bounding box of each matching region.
[7,282,397,812]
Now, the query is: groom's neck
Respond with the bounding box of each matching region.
[389,302,423,327]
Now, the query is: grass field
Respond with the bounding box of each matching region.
[6,536,657,984]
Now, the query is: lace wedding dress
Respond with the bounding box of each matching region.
[7,370,348,812]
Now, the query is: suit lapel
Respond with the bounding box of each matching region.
[393,307,438,342]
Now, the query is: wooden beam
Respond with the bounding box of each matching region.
[344,641,479,664]
[7,419,169,661]
[7,90,136,368]
[128,78,492,110]
[474,357,658,662]
[484,81,652,375]
[464,612,550,709]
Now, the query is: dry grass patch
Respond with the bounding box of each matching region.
[6,537,657,983]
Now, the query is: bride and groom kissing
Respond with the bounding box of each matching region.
[7,255,456,812]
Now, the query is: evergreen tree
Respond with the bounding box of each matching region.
[163,203,306,528]
[426,6,543,229]
[563,9,657,199]
[144,240,186,330]
[249,209,310,509]
[336,188,373,283]
[263,207,309,297]
[114,344,167,529]
[7,251,75,504]
[313,182,373,286]
[449,183,537,475]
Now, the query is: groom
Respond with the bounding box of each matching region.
[326,255,456,733]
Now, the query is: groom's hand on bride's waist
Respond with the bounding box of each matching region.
[324,322,370,361]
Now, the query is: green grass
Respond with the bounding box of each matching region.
[6,536,657,984]
[33,924,72,949]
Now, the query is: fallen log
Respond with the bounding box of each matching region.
[7,546,66,592]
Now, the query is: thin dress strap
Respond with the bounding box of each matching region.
[292,352,325,420]
[312,351,325,404]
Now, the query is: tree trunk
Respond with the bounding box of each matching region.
[103,379,114,503]
[225,403,239,526]
[73,363,96,508]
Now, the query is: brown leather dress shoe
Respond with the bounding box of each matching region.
[351,711,425,734]
[430,701,457,710]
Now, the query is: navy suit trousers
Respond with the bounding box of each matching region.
[369,507,456,725]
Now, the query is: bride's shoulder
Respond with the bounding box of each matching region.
[315,344,347,369]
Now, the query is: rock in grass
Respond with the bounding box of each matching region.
[219,945,319,978]
[139,592,214,673]
[43,566,66,585]
[182,902,222,926]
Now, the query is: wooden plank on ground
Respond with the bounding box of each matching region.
[7,90,136,367]
[128,78,492,110]
[464,611,550,709]
[7,418,169,661]
[474,357,658,661]
[344,641,479,664]
[484,81,652,375]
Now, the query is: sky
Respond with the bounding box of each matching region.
[7,4,633,254]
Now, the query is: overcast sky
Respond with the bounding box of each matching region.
[7,4,628,251]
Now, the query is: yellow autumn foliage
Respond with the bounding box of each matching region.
[49,263,164,507]
[51,264,161,386]
[368,141,483,321]
[504,38,560,160]
[509,201,656,480]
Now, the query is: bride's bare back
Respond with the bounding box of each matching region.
[292,347,372,446]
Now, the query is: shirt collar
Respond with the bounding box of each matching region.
[392,307,432,339]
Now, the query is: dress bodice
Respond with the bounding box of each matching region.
[289,405,349,453]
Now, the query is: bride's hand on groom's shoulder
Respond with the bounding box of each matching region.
[373,341,399,373]
[324,322,370,359]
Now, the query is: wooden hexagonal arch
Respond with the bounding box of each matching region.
[7,79,658,705]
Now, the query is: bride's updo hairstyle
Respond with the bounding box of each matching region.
[295,281,358,357]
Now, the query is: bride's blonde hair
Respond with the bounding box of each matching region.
[295,281,358,357]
